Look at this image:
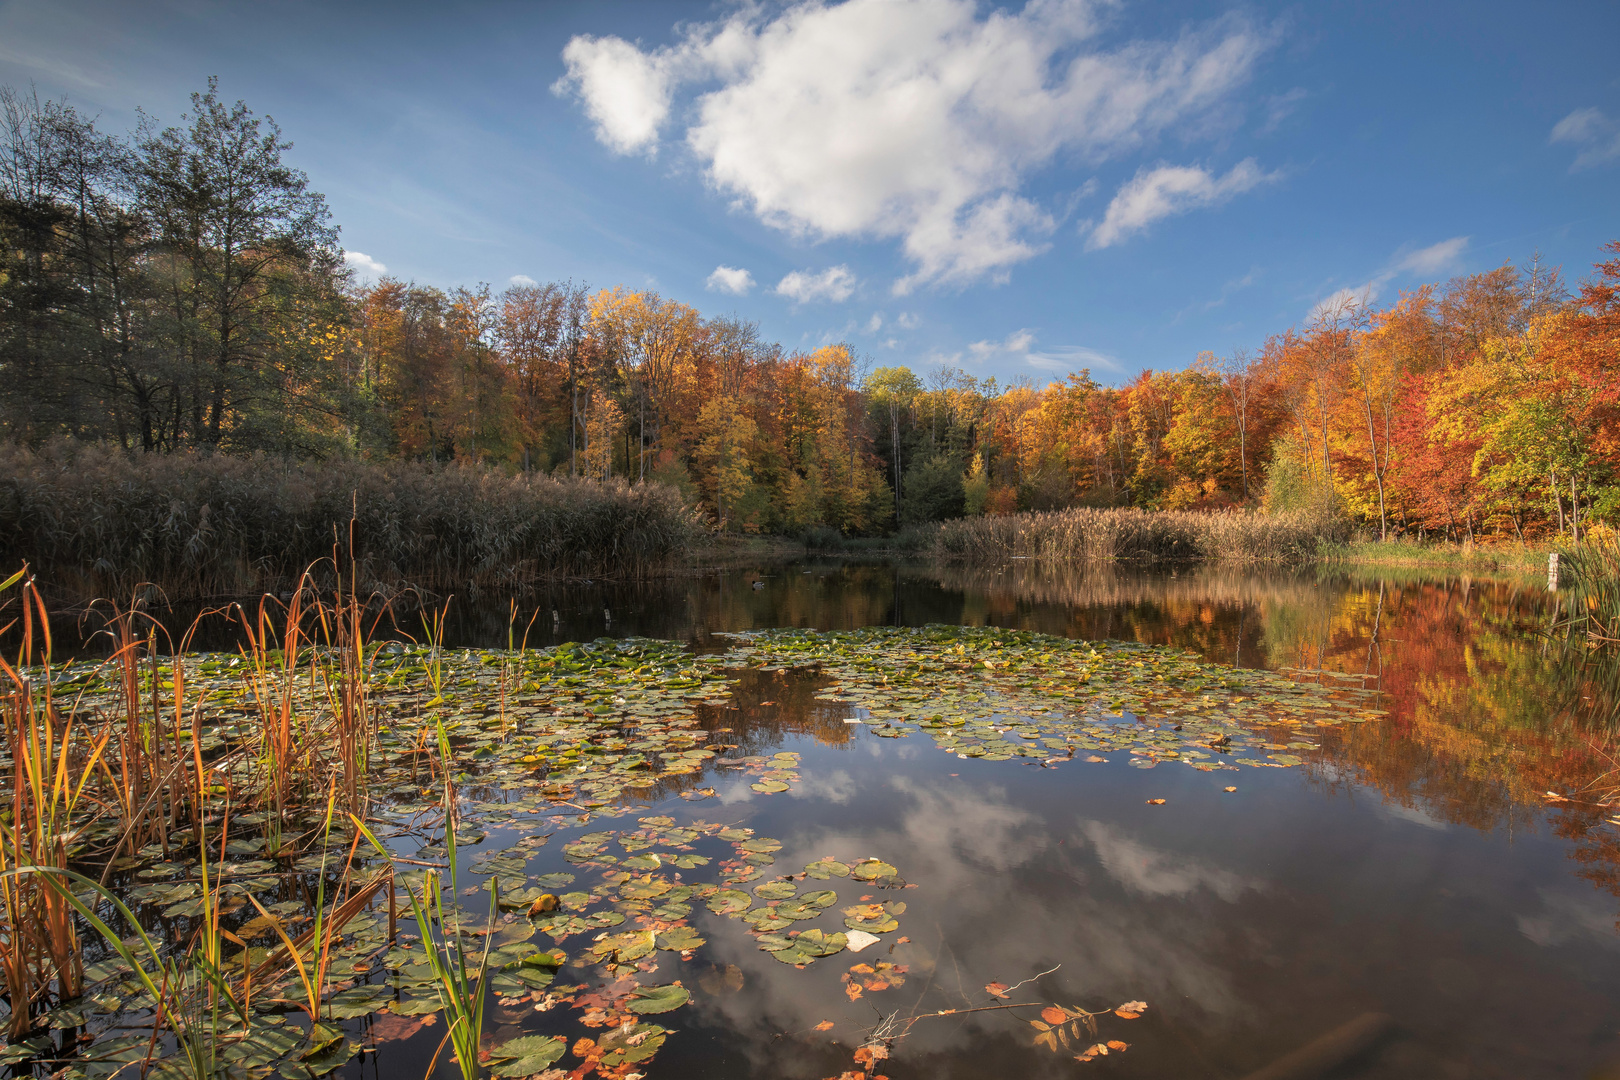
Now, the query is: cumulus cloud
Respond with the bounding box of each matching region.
[558,0,1271,288]
[1549,107,1620,170]
[775,265,856,303]
[342,250,387,277]
[706,265,755,295]
[1089,158,1275,249]
[509,274,538,286]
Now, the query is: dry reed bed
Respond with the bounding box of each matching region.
[925,507,1348,563]
[0,443,703,603]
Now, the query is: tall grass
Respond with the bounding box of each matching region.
[0,441,703,604]
[1558,532,1620,646]
[0,561,391,1045]
[924,507,1348,563]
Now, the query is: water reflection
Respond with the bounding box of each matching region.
[31,558,1620,1076]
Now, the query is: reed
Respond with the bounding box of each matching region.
[924,507,1348,563]
[1557,531,1620,646]
[0,571,112,1038]
[0,440,703,605]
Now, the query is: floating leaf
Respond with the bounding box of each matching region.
[626,983,690,1014]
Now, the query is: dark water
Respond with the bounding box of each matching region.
[61,560,1620,1078]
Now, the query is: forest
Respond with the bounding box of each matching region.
[4,82,1617,544]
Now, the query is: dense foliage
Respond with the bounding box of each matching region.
[4,83,1616,542]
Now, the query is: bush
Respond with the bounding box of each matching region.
[0,442,703,602]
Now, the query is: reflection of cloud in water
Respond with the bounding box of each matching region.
[717,778,755,805]
[1080,820,1260,901]
[787,769,856,804]
[684,774,1266,1076]
[1517,887,1620,948]
[1373,798,1449,831]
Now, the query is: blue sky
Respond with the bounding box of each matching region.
[2,0,1617,386]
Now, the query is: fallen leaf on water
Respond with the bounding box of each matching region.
[814,1021,834,1032]
[1084,755,1107,763]
[844,982,863,1001]
[984,982,1010,999]
[1040,1007,1068,1025]
[1114,1000,1148,1019]
[1223,786,1237,793]
[1145,799,1166,805]
[1106,1040,1129,1051]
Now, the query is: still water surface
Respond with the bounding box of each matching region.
[83,560,1620,1078]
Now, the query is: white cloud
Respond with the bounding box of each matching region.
[865,313,883,334]
[559,0,1271,288]
[1307,235,1469,320]
[775,265,856,303]
[552,36,675,156]
[1549,107,1620,170]
[342,250,387,277]
[896,312,921,330]
[706,265,755,295]
[1026,344,1124,374]
[1089,158,1276,249]
[1394,236,1469,275]
[968,328,1036,359]
[509,274,538,286]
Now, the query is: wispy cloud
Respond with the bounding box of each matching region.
[706,265,755,295]
[1307,236,1469,320]
[968,329,1036,360]
[1089,159,1278,249]
[1025,344,1124,374]
[776,265,856,304]
[509,274,538,286]
[1549,107,1620,170]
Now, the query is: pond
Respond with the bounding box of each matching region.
[19,559,1620,1080]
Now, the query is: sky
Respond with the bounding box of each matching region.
[2,0,1617,386]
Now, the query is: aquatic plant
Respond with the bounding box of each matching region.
[925,506,1348,563]
[1557,531,1620,646]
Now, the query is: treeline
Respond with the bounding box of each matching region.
[3,82,1616,542]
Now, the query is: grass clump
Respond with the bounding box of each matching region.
[1559,530,1620,646]
[0,442,703,603]
[922,507,1347,563]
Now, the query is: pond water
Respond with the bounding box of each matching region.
[36,560,1620,1080]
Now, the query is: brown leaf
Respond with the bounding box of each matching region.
[1040,1007,1068,1025]
[844,982,864,1002]
[1114,1000,1148,1019]
[1106,1040,1129,1051]
[1224,786,1237,792]
[814,1020,835,1032]
[1084,755,1107,762]
[1145,798,1166,805]
[984,981,1010,999]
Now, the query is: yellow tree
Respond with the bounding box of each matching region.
[696,396,760,531]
